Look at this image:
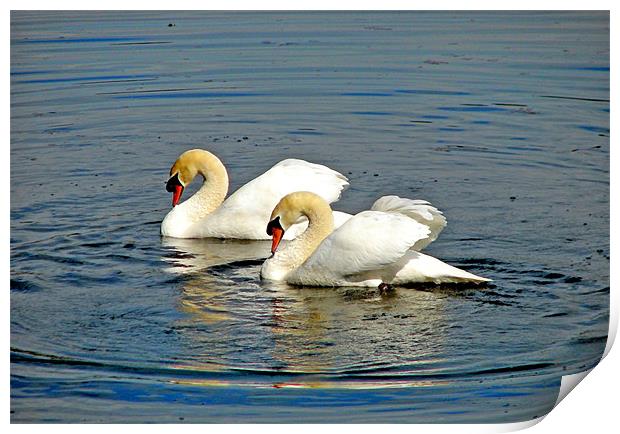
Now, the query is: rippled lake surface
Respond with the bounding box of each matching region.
[10,11,609,423]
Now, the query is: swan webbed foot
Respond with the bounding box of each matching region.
[378,282,393,295]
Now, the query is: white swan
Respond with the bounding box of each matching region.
[161,149,350,239]
[261,192,490,286]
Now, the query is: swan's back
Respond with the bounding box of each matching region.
[193,159,349,239]
[220,159,348,214]
[288,210,431,285]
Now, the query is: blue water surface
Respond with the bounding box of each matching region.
[10,11,609,423]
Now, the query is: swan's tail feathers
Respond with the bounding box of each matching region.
[436,266,492,284]
[393,252,491,285]
[273,159,350,204]
[371,195,447,250]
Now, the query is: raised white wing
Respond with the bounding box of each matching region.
[299,210,431,279]
[220,159,348,216]
[371,195,446,250]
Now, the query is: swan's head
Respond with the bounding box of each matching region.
[166,149,218,207]
[266,192,326,254]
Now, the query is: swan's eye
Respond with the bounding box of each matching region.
[266,216,282,236]
[166,173,182,192]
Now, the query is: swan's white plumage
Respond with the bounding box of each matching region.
[162,157,349,239]
[291,211,430,283]
[370,195,446,250]
[390,251,489,285]
[262,192,490,287]
[219,159,348,218]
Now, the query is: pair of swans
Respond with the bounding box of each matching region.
[161,149,489,287]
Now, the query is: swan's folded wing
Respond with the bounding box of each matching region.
[302,210,431,277]
[371,195,447,250]
[220,159,349,218]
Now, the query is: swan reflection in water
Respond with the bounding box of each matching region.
[161,236,271,273]
[161,236,450,386]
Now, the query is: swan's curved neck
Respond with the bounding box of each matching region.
[180,155,229,222]
[276,198,334,270]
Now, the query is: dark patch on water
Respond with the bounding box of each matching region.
[578,125,610,134]
[288,130,325,135]
[208,259,266,273]
[544,312,568,318]
[11,70,57,76]
[494,103,528,107]
[570,335,607,345]
[580,287,610,296]
[11,278,42,293]
[421,114,450,119]
[434,144,489,153]
[540,95,609,103]
[576,66,609,71]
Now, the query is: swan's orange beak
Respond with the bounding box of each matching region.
[266,217,284,254]
[270,227,284,254]
[166,173,184,207]
[172,185,183,207]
